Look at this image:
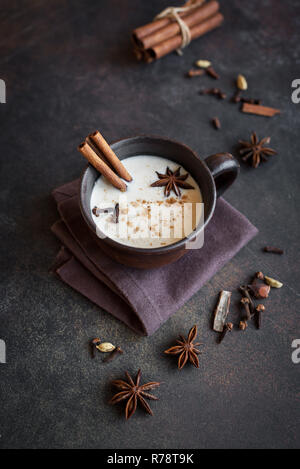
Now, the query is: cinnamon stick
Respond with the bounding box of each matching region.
[78,142,127,192]
[132,0,205,44]
[89,131,132,182]
[147,12,224,61]
[138,1,220,50]
[241,103,281,117]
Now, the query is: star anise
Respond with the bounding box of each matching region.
[239,132,277,168]
[164,325,202,369]
[109,369,160,419]
[150,166,195,197]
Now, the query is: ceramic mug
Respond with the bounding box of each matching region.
[80,135,239,269]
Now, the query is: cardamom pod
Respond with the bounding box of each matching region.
[237,74,248,90]
[264,276,283,288]
[195,60,211,69]
[96,342,116,353]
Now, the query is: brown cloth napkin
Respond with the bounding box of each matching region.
[51,179,258,336]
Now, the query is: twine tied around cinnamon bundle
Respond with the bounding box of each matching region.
[154,0,206,55]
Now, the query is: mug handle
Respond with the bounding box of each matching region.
[205,153,240,197]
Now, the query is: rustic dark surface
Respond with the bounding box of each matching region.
[0,0,299,449]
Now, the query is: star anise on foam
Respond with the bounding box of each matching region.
[239,132,277,168]
[109,369,160,420]
[150,166,195,197]
[164,325,202,369]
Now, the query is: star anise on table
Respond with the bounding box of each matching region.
[109,369,160,420]
[150,166,195,197]
[239,132,277,168]
[164,325,202,369]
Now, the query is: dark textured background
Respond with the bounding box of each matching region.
[0,0,299,449]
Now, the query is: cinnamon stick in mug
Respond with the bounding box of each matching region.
[89,131,132,182]
[139,0,220,50]
[78,142,127,192]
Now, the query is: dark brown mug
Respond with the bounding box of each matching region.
[80,135,239,269]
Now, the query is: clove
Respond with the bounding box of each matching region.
[255,304,265,329]
[255,271,265,280]
[103,346,124,363]
[240,296,251,321]
[114,203,120,223]
[239,286,255,314]
[239,320,248,331]
[206,66,220,79]
[219,322,233,344]
[212,117,221,129]
[200,88,226,99]
[187,68,205,78]
[264,246,284,255]
[92,206,114,217]
[240,97,262,105]
[91,338,101,358]
[232,90,241,103]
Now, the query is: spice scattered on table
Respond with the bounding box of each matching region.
[255,304,265,329]
[213,290,232,332]
[206,66,220,79]
[248,277,270,299]
[239,132,277,168]
[231,90,241,103]
[240,296,251,321]
[241,97,262,105]
[109,369,160,419]
[195,59,211,68]
[195,58,220,79]
[239,285,255,314]
[219,322,233,343]
[91,338,123,362]
[264,276,283,289]
[96,342,116,353]
[241,102,280,117]
[103,346,124,363]
[91,338,101,358]
[200,88,226,99]
[264,246,284,255]
[214,267,283,338]
[187,68,205,77]
[212,117,221,129]
[236,74,248,91]
[164,325,202,369]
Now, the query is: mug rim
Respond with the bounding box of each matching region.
[79,134,217,255]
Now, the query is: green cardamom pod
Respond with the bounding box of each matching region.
[264,276,283,288]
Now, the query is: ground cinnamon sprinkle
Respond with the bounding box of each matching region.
[166,197,177,204]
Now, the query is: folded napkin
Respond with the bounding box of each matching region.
[51,179,258,336]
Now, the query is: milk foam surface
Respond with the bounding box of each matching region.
[90,155,203,248]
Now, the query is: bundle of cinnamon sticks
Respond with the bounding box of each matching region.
[132,0,224,63]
